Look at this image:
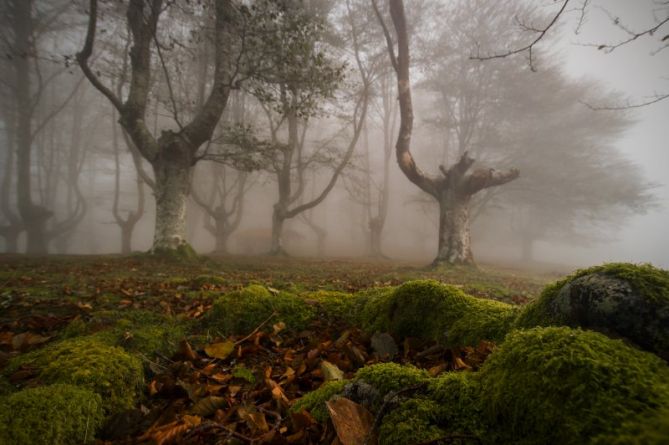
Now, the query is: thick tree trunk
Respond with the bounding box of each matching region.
[434,191,474,266]
[270,206,287,256]
[121,224,133,254]
[151,157,191,252]
[214,223,230,255]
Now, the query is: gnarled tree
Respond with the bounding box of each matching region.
[77,0,237,254]
[375,0,519,266]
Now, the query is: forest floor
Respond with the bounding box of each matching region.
[0,254,560,444]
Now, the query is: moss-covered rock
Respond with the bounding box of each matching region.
[5,336,144,414]
[354,362,429,397]
[478,326,669,445]
[290,380,348,422]
[379,397,445,445]
[428,372,484,437]
[302,290,357,322]
[353,286,396,333]
[0,384,104,445]
[591,405,669,445]
[515,263,669,359]
[207,285,316,335]
[64,310,188,356]
[356,280,517,347]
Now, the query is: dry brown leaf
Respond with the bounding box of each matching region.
[189,396,226,417]
[326,397,375,445]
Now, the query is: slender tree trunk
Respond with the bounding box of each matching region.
[435,190,473,265]
[270,206,287,255]
[151,155,192,252]
[13,0,51,255]
[121,224,133,254]
[369,219,383,258]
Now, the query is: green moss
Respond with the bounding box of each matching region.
[379,398,445,445]
[207,285,316,335]
[478,326,669,445]
[354,363,429,397]
[428,372,484,436]
[591,405,669,445]
[290,380,348,422]
[191,274,226,288]
[151,243,199,261]
[353,286,397,333]
[359,280,517,346]
[0,384,104,445]
[517,263,669,327]
[6,336,144,414]
[0,374,14,396]
[302,290,357,321]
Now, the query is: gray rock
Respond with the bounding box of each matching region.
[549,273,669,359]
[371,332,398,359]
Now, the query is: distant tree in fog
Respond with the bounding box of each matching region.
[1,0,87,254]
[249,0,372,256]
[375,0,522,266]
[77,0,249,255]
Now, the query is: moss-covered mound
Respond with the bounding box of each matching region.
[356,280,517,347]
[59,310,188,357]
[0,384,104,445]
[207,285,316,335]
[301,290,358,322]
[292,327,669,445]
[515,263,669,359]
[479,327,669,445]
[5,336,144,414]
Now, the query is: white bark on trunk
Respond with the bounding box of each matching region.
[435,191,474,265]
[151,161,191,251]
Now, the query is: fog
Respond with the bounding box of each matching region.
[1,0,667,270]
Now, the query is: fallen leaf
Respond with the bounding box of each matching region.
[238,406,269,433]
[326,397,375,445]
[204,340,235,360]
[321,360,345,381]
[189,396,226,417]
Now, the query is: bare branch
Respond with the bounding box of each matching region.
[471,0,571,72]
[76,0,123,111]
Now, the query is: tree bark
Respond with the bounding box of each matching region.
[121,225,133,255]
[435,190,473,265]
[150,145,192,251]
[377,0,519,267]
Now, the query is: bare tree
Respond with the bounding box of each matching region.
[250,0,372,255]
[374,0,519,266]
[77,0,239,255]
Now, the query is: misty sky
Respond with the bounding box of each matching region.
[550,0,668,267]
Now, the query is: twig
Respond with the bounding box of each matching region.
[471,0,571,71]
[234,311,278,346]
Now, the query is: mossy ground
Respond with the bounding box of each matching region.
[2,255,666,444]
[0,384,104,445]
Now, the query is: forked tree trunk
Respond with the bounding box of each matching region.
[376,0,519,268]
[435,191,473,265]
[151,156,191,251]
[369,218,383,258]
